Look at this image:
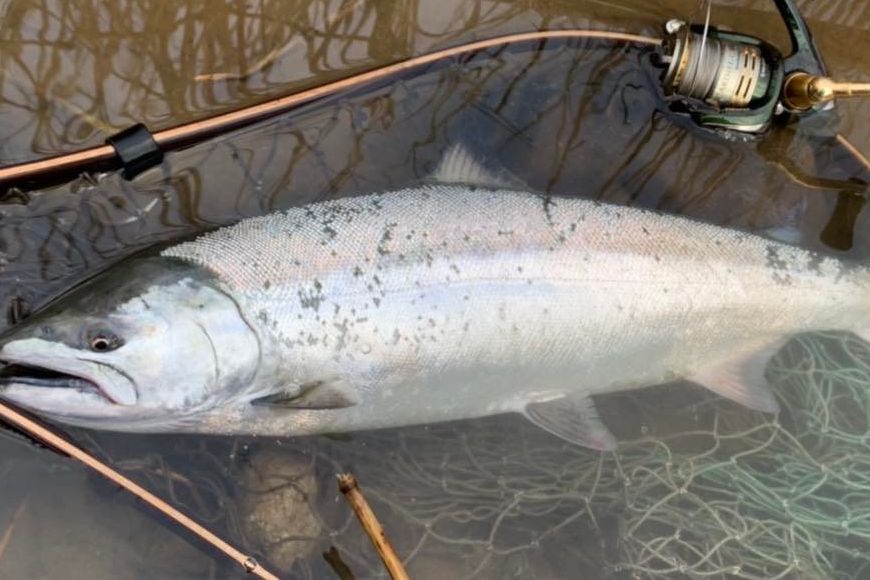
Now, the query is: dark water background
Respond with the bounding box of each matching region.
[0,0,868,578]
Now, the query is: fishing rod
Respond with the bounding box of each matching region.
[0,0,867,193]
[0,400,281,579]
[0,30,661,191]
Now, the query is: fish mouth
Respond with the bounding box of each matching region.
[0,362,114,403]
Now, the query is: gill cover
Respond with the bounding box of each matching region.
[0,257,261,429]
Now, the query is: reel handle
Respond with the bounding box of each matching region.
[774,0,826,76]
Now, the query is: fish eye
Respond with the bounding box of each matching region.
[87,331,123,353]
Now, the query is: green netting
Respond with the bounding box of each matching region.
[609,332,870,579]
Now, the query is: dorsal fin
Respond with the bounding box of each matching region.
[429,144,528,190]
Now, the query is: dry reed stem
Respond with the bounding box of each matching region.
[338,473,409,580]
[194,0,364,83]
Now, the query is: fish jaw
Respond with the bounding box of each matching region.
[0,338,137,418]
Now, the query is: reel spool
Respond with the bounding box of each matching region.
[656,18,785,136]
[661,23,770,109]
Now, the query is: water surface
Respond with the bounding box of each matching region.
[0,1,869,578]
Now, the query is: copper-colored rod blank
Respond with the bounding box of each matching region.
[0,29,661,187]
[153,30,660,149]
[338,473,409,580]
[836,133,870,175]
[0,145,117,184]
[0,401,280,580]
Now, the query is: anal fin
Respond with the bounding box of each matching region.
[524,394,616,451]
[688,340,783,413]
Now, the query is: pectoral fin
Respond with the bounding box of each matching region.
[251,378,360,409]
[524,394,617,450]
[688,340,783,413]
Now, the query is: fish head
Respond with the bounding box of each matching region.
[0,258,260,430]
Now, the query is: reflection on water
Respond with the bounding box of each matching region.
[1,0,866,165]
[0,0,661,163]
[0,0,869,578]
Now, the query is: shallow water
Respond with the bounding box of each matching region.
[0,0,869,578]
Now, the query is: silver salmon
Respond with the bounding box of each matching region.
[0,147,865,449]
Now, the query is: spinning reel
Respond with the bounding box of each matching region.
[656,0,869,138]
